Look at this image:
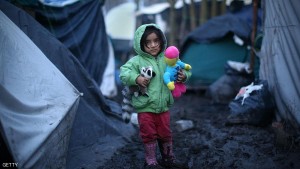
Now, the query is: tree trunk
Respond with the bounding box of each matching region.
[221,0,227,15]
[167,0,176,46]
[200,0,207,25]
[211,0,217,18]
[189,0,196,30]
[179,0,187,45]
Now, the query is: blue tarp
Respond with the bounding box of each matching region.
[181,5,262,49]
[182,14,251,46]
[0,1,135,168]
[34,0,108,86]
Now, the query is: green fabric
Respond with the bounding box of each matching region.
[120,24,191,113]
[183,36,248,86]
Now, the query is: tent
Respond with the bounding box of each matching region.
[9,0,117,98]
[259,0,300,129]
[0,11,80,168]
[104,1,136,70]
[33,0,109,87]
[181,5,262,87]
[0,1,135,169]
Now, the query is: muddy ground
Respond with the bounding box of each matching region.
[99,91,300,169]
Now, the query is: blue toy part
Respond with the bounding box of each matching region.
[163,60,186,85]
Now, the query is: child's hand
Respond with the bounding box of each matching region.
[177,69,187,82]
[136,75,149,88]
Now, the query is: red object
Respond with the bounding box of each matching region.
[172,82,186,98]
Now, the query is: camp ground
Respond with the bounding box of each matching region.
[0,0,300,169]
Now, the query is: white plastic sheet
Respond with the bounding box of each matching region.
[259,0,300,128]
[38,0,79,7]
[0,11,80,168]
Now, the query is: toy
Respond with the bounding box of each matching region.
[139,66,156,96]
[134,66,156,97]
[121,66,156,123]
[123,66,156,98]
[163,46,192,98]
[121,86,135,123]
[235,82,263,105]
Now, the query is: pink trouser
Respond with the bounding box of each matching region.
[138,111,172,144]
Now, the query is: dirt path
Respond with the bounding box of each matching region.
[100,92,300,169]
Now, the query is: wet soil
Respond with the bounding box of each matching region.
[100,91,300,169]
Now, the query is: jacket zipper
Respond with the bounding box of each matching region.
[156,57,163,113]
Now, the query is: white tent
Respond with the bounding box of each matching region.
[105,2,136,40]
[259,0,300,128]
[0,11,80,168]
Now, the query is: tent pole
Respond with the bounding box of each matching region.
[250,0,258,72]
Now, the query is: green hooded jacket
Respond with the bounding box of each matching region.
[119,23,191,113]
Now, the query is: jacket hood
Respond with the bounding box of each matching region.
[133,23,167,58]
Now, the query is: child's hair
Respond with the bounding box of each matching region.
[140,26,164,54]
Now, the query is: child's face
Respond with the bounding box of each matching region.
[144,32,161,57]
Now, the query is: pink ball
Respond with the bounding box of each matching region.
[165,46,179,59]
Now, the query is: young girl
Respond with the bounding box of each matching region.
[119,23,191,169]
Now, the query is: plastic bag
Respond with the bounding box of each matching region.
[206,61,254,104]
[226,80,275,126]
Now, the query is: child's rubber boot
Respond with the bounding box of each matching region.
[158,141,189,169]
[144,142,164,169]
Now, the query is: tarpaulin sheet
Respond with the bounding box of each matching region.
[0,11,80,168]
[35,0,108,86]
[38,0,79,7]
[259,0,300,128]
[0,1,136,169]
[182,14,251,46]
[181,5,262,48]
